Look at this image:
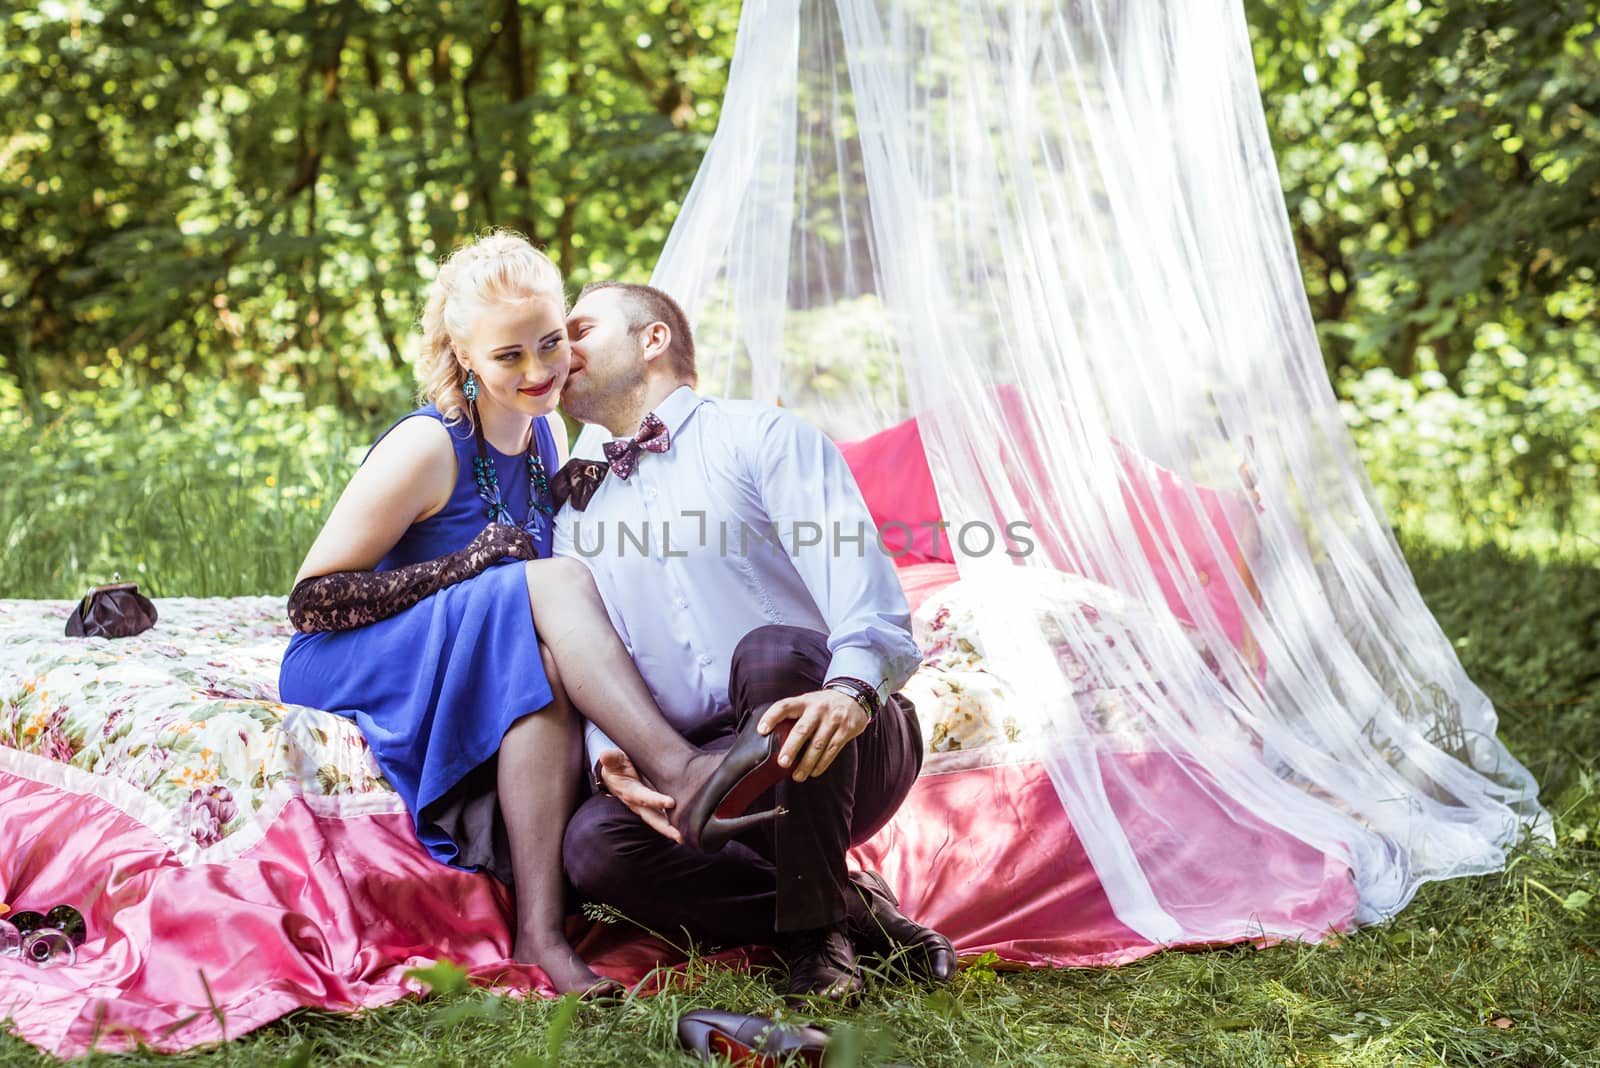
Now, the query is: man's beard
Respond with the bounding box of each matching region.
[564,357,648,432]
[560,377,602,424]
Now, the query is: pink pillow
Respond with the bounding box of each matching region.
[837,419,954,565]
[838,398,1261,663]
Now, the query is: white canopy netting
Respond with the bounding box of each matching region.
[641,0,1544,944]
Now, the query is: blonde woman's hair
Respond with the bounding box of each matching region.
[417,230,565,426]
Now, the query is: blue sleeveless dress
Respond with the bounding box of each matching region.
[279,405,559,882]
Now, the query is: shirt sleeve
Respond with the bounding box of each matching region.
[749,409,923,697]
[553,509,576,559]
[551,424,611,564]
[584,721,623,780]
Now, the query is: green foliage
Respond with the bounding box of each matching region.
[1246,1,1600,547]
[1247,1,1599,378]
[512,994,580,1068]
[405,958,472,998]
[0,376,378,598]
[0,0,742,417]
[1341,319,1600,555]
[4,0,1594,541]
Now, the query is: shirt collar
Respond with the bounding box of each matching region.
[574,386,706,463]
[644,384,703,441]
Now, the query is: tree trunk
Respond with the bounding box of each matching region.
[501,0,534,237]
[461,20,508,226]
[4,313,45,425]
[555,19,585,274]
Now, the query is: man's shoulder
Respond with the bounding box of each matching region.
[696,394,771,420]
[697,396,812,438]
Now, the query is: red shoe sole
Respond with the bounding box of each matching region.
[713,719,795,821]
[710,1032,823,1067]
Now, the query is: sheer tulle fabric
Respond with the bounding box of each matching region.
[646,0,1543,944]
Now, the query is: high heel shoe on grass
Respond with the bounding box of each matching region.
[674,705,794,853]
[677,1008,829,1066]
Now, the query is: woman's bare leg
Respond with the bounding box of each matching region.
[524,558,720,799]
[498,644,606,994]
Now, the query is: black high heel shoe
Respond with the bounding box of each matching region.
[677,1008,829,1066]
[674,705,794,853]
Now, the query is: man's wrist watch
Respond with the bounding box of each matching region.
[822,676,882,718]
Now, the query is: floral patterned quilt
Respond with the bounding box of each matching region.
[1,574,1230,861]
[0,598,394,866]
[905,568,1242,756]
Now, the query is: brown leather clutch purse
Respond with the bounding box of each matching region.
[64,579,158,638]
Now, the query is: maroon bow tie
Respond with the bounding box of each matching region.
[602,412,671,480]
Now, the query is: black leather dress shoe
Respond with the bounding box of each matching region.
[780,922,864,1007]
[846,869,958,982]
[677,1008,829,1066]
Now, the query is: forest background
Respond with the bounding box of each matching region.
[2,0,1596,596]
[1,4,1597,1064]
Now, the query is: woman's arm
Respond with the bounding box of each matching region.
[294,415,459,585]
[287,416,535,634]
[287,522,538,632]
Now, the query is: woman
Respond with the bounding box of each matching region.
[279,231,768,996]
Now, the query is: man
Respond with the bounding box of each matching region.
[553,281,956,1003]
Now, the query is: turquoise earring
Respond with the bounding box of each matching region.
[463,369,479,402]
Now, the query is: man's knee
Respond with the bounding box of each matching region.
[729,626,830,710]
[731,625,829,669]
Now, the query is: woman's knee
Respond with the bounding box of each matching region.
[524,556,593,599]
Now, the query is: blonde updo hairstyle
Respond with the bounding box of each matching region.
[417,229,565,426]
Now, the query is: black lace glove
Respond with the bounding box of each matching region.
[287,523,539,634]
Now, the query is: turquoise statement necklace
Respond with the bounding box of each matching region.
[469,404,555,538]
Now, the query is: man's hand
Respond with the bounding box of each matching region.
[757,689,869,783]
[596,750,682,843]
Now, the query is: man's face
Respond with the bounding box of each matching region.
[563,288,647,424]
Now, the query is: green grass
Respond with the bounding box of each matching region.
[2,409,1598,1065]
[0,388,387,600]
[3,820,1598,1068]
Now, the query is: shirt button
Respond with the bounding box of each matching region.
[1197,569,1211,586]
[697,654,712,666]
[676,598,689,609]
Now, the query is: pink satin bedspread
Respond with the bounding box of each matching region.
[2,746,1354,1057]
[3,422,1354,1056]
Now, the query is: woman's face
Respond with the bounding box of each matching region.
[457,294,571,420]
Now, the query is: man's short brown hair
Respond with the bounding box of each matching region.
[580,281,697,385]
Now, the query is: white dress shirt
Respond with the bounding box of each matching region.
[552,386,923,767]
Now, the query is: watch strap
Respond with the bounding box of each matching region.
[822,676,882,718]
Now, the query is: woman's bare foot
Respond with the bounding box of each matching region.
[514,931,618,998]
